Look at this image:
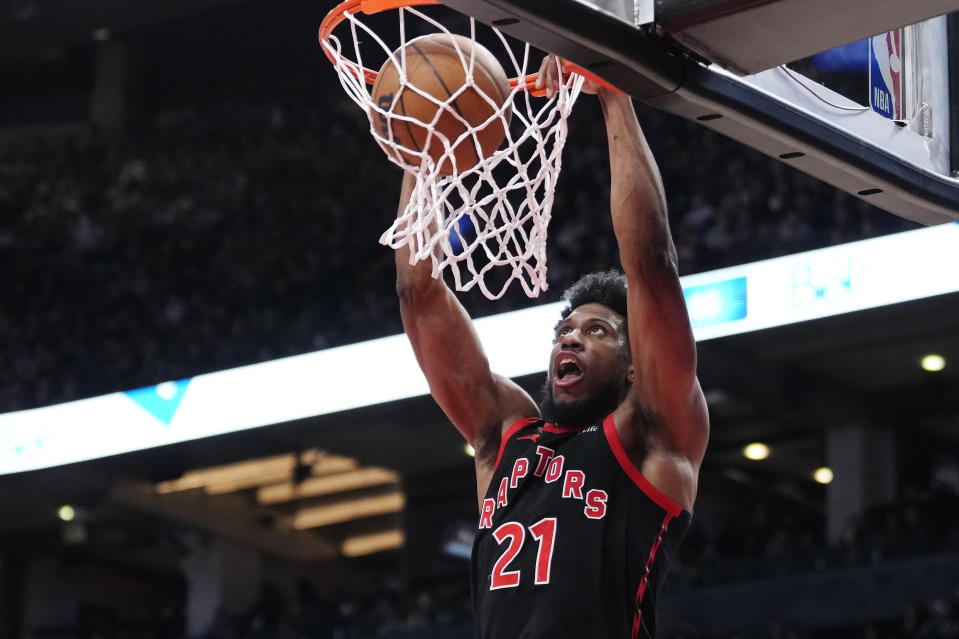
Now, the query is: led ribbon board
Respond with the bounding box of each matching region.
[1,224,957,475]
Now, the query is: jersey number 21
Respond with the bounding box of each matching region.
[490,518,557,589]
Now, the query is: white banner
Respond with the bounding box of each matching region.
[1,224,957,474]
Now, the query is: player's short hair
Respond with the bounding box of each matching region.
[558,270,628,323]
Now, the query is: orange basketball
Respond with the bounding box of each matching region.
[370,34,511,175]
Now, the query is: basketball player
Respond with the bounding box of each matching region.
[393,58,709,639]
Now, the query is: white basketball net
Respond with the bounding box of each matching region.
[321,5,584,299]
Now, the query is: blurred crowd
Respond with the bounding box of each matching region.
[46,481,958,639]
[685,592,959,639]
[215,473,957,639]
[200,578,472,639]
[665,591,959,639]
[673,479,959,590]
[207,588,959,639]
[0,84,918,414]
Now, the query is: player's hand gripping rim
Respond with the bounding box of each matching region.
[534,54,620,98]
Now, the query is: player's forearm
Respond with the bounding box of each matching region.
[393,171,446,300]
[390,172,476,360]
[395,244,443,303]
[599,89,676,274]
[391,187,504,443]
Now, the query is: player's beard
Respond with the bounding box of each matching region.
[538,375,625,428]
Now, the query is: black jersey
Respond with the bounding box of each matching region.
[470,414,691,639]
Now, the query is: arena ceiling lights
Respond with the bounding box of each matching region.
[1,224,958,475]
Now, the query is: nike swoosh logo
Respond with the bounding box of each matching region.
[517,434,540,442]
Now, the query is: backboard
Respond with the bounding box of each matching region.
[439,0,959,224]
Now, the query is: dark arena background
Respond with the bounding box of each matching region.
[2,1,959,638]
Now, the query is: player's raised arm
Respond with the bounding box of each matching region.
[393,172,538,468]
[599,89,709,472]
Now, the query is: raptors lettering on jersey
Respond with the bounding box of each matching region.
[470,415,691,639]
[478,441,609,528]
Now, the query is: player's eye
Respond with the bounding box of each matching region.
[588,325,605,335]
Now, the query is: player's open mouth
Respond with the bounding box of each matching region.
[554,356,584,387]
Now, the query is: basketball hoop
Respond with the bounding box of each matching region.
[321,0,615,299]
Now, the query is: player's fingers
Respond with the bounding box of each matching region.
[537,54,560,97]
[581,76,600,95]
[535,55,551,90]
[548,56,561,98]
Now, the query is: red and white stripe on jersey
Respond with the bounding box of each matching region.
[603,414,683,518]
[630,511,675,639]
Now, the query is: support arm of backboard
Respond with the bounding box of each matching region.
[655,0,959,76]
[650,63,959,225]
[439,0,687,99]
[440,0,959,224]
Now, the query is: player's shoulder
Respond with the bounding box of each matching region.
[499,415,544,444]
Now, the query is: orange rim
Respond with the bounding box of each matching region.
[319,0,440,83]
[319,0,620,95]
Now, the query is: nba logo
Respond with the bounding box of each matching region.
[869,28,908,120]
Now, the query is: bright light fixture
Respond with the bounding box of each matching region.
[743,443,770,460]
[153,450,358,495]
[257,467,399,504]
[465,444,476,457]
[921,354,946,372]
[341,530,405,557]
[58,505,76,521]
[813,467,834,484]
[292,492,405,529]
